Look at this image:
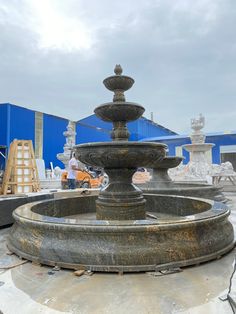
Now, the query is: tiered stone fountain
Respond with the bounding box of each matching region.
[8,66,234,272]
[146,156,184,188]
[138,155,225,202]
[139,115,224,201]
[77,64,166,220]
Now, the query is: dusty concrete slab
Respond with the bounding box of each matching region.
[0,192,236,313]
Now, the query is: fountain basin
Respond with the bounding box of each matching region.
[75,142,167,168]
[140,182,226,202]
[8,194,234,272]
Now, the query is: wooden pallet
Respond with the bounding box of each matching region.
[1,140,40,195]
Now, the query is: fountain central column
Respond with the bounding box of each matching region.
[96,168,146,220]
[76,65,167,220]
[96,65,147,220]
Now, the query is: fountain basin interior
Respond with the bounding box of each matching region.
[8,194,234,272]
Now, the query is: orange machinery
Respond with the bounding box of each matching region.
[61,169,104,189]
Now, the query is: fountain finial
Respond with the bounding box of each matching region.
[114,64,123,75]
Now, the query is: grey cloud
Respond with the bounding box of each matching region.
[0,0,236,133]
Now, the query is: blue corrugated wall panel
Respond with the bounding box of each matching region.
[0,104,8,169]
[0,104,35,169]
[76,114,176,143]
[205,134,236,164]
[76,115,111,144]
[155,137,191,164]
[128,118,176,141]
[43,114,68,169]
[146,133,236,165]
[9,105,35,146]
[0,104,8,145]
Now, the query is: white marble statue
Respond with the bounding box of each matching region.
[190,113,206,144]
[191,113,205,132]
[57,121,77,170]
[170,114,215,182]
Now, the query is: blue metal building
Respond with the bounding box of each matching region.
[2,103,235,170]
[142,131,236,170]
[76,114,177,143]
[0,104,176,170]
[0,103,68,169]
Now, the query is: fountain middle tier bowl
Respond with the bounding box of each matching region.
[94,102,145,122]
[8,194,234,272]
[75,141,167,168]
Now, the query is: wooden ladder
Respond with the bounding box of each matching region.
[1,140,41,195]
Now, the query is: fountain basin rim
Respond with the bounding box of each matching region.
[183,143,215,152]
[95,101,145,108]
[12,194,229,230]
[75,141,167,149]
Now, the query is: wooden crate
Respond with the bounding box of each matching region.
[1,140,40,195]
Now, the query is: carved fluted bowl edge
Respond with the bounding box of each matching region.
[103,75,134,91]
[74,142,167,169]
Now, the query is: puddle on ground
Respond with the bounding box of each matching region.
[0,248,234,314]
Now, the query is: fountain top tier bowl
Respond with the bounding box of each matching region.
[94,64,146,140]
[103,64,134,101]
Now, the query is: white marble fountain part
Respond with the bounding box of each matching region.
[57,121,77,170]
[169,114,215,182]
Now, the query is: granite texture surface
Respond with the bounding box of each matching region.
[7,194,234,272]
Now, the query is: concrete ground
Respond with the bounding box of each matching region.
[0,193,236,314]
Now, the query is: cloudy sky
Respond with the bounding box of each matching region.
[0,0,236,134]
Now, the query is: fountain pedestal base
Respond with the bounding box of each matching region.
[96,168,146,220]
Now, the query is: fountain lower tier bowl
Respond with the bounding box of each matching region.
[140,182,226,203]
[75,142,167,168]
[8,194,234,272]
